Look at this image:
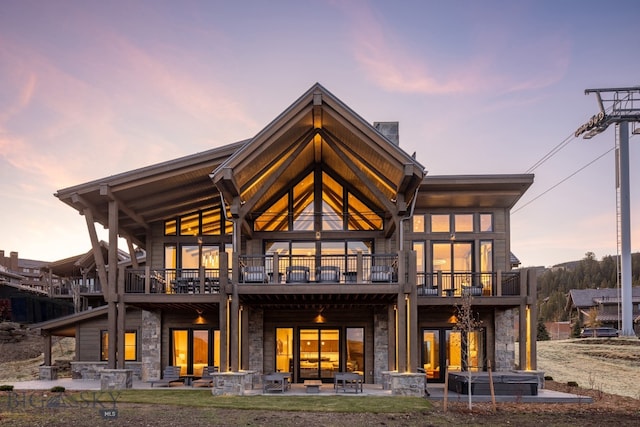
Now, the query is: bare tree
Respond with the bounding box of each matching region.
[454,291,483,410]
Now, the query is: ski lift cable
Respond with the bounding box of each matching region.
[513,147,615,215]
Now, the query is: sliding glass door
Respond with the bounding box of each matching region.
[299,328,340,381]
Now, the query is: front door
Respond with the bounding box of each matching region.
[299,328,340,381]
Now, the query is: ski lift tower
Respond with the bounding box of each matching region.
[574,86,640,337]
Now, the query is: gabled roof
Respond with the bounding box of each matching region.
[568,287,640,308]
[43,241,130,276]
[55,141,246,247]
[211,83,425,219]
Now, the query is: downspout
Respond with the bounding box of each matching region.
[398,184,420,251]
[219,191,237,252]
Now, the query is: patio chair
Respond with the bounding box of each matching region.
[242,265,267,283]
[316,266,340,283]
[462,285,482,296]
[192,366,219,387]
[149,365,182,387]
[262,372,289,392]
[369,265,394,283]
[286,266,310,283]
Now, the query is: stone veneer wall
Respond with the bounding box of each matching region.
[373,308,389,384]
[248,307,264,373]
[494,308,516,371]
[141,309,161,381]
[70,361,142,380]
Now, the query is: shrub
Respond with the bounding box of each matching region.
[50,386,65,393]
[544,376,553,381]
[0,385,14,391]
[567,381,579,387]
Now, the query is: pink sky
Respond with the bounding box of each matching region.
[1,0,639,267]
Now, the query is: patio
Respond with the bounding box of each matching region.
[6,378,593,403]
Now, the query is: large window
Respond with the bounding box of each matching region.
[255,170,382,232]
[164,206,229,236]
[427,213,494,234]
[101,330,137,361]
[165,243,232,270]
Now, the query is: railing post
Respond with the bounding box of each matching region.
[356,251,363,282]
[272,253,279,284]
[437,270,443,294]
[199,266,205,293]
[496,270,502,296]
[232,253,240,283]
[144,266,151,294]
[520,270,527,297]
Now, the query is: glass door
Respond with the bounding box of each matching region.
[275,328,293,373]
[422,328,485,383]
[421,330,441,380]
[299,328,340,381]
[171,328,219,376]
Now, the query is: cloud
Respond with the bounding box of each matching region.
[334,1,570,96]
[0,23,260,191]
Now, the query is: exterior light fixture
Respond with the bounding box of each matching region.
[193,309,207,325]
[314,307,326,323]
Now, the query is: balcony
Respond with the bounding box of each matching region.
[417,271,523,297]
[119,254,526,301]
[237,253,398,284]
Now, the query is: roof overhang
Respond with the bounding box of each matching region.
[30,305,109,337]
[55,142,245,248]
[416,174,534,209]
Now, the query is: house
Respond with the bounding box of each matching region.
[566,287,640,335]
[34,83,536,391]
[41,241,139,312]
[0,251,74,323]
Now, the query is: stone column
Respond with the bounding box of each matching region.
[141,309,161,381]
[248,307,264,373]
[494,308,515,371]
[374,308,389,384]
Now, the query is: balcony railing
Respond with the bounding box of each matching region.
[119,255,524,298]
[417,271,521,297]
[238,253,398,284]
[124,268,221,294]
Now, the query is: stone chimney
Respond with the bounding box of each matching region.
[373,121,399,145]
[10,252,18,271]
[0,250,5,268]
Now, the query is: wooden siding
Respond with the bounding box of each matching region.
[76,308,143,361]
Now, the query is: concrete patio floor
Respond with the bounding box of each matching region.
[5,378,593,403]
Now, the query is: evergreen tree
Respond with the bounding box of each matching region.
[537,318,550,341]
[571,317,583,338]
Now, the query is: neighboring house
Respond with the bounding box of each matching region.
[34,83,536,387]
[0,250,50,295]
[566,287,640,335]
[42,241,138,312]
[0,251,74,323]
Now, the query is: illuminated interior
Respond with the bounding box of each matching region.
[255,170,382,232]
[101,331,137,361]
[299,329,340,379]
[275,328,293,373]
[171,329,220,376]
